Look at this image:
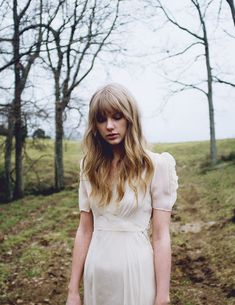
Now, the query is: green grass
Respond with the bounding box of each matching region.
[0,137,82,197]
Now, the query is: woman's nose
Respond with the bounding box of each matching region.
[106,118,114,129]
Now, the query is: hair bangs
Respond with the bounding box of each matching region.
[91,89,129,123]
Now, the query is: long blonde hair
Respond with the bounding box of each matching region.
[82,83,154,207]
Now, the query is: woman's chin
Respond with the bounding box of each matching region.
[105,137,124,145]
[107,139,121,145]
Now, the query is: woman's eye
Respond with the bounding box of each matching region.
[113,113,123,120]
[96,115,106,123]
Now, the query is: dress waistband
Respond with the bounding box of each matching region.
[94,227,147,233]
[94,215,148,233]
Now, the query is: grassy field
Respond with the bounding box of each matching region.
[0,137,234,305]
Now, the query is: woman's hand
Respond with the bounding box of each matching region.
[66,291,82,305]
[155,296,171,305]
[155,301,170,305]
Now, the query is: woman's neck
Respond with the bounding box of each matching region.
[112,144,124,164]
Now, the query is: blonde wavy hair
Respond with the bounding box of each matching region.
[82,83,154,207]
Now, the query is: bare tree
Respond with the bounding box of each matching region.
[41,0,123,190]
[148,0,221,164]
[0,0,43,200]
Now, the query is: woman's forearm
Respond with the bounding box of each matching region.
[153,232,171,300]
[68,227,93,293]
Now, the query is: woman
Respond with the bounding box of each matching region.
[66,83,178,305]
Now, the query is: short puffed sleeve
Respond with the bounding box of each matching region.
[78,159,91,212]
[150,152,179,211]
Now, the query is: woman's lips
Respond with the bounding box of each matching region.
[106,133,119,139]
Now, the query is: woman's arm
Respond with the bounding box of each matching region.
[66,210,93,304]
[152,209,172,305]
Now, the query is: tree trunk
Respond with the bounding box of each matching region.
[203,24,217,164]
[13,0,24,198]
[14,108,24,198]
[55,101,64,191]
[4,107,14,202]
[207,82,217,164]
[14,91,24,198]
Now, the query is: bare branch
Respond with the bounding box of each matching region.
[223,28,235,37]
[18,0,32,21]
[226,0,235,26]
[156,0,204,40]
[169,78,208,96]
[0,37,12,42]
[158,41,203,62]
[213,75,235,87]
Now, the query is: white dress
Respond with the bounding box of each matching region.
[78,151,179,305]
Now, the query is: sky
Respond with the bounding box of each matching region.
[67,0,235,144]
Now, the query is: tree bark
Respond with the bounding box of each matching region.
[205,43,217,164]
[55,101,64,191]
[198,3,217,164]
[13,0,24,198]
[4,106,14,201]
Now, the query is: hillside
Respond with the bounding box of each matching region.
[0,138,234,305]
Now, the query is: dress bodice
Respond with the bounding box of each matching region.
[78,151,179,232]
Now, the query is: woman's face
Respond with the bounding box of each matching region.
[96,110,128,145]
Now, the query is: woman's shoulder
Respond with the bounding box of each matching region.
[79,157,89,181]
[145,149,176,166]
